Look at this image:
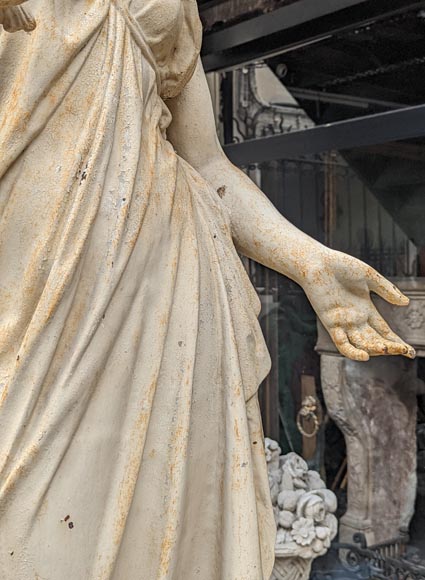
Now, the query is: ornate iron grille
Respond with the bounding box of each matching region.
[312,534,425,580]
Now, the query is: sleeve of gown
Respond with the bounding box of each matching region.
[159,0,202,100]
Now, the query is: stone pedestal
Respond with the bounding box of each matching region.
[316,279,425,546]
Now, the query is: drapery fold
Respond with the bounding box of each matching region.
[0,1,275,578]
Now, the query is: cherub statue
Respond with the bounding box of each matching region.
[0,1,414,579]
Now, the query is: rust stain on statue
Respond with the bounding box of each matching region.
[1,443,40,497]
[0,384,8,405]
[232,451,242,491]
[159,525,174,576]
[112,376,157,547]
[234,418,241,442]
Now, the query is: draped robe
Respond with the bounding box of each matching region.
[0,1,276,578]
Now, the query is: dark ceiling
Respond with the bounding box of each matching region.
[267,5,425,124]
[198,1,425,250]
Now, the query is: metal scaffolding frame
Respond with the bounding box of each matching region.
[223,103,425,165]
[200,0,425,72]
[197,0,227,9]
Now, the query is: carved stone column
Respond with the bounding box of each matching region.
[316,279,425,546]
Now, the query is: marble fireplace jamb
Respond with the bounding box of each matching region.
[316,279,425,546]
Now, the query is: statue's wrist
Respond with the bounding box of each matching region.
[284,242,332,288]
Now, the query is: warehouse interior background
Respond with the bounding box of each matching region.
[197,1,425,578]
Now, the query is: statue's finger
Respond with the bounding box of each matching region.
[368,309,402,341]
[347,328,389,356]
[330,327,369,362]
[368,311,416,358]
[366,268,409,306]
[381,339,415,357]
[349,328,411,357]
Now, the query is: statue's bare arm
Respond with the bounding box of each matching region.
[167,58,415,361]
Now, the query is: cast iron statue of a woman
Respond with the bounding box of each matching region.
[0,1,415,578]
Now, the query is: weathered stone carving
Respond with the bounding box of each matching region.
[0,1,415,578]
[406,306,425,331]
[266,438,338,580]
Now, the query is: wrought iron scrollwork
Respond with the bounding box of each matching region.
[311,533,425,580]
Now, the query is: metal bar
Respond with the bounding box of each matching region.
[202,0,369,55]
[287,87,406,111]
[221,71,234,144]
[223,104,425,166]
[203,36,327,74]
[197,0,228,10]
[201,0,425,72]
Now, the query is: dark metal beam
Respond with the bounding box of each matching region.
[223,104,425,165]
[287,87,406,111]
[202,0,368,55]
[202,0,425,72]
[197,0,228,10]
[221,71,234,144]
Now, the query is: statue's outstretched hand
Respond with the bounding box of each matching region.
[302,249,416,361]
[0,1,35,32]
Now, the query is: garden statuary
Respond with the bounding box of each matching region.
[0,1,415,579]
[266,439,338,580]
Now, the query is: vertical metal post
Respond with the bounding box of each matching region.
[221,71,234,145]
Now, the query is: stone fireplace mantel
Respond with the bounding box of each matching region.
[316,278,425,546]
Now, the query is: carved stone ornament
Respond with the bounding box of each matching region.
[266,438,338,580]
[406,305,424,330]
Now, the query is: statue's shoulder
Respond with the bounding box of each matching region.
[0,1,36,32]
[0,6,36,32]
